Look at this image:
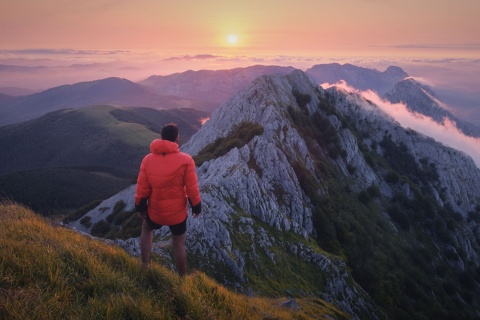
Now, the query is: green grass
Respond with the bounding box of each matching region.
[193,121,264,166]
[0,201,349,320]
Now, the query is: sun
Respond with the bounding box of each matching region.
[227,34,238,45]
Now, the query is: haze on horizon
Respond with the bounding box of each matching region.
[1,0,479,123]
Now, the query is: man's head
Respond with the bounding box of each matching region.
[161,123,179,142]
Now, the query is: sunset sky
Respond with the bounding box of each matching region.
[1,0,479,123]
[1,0,479,56]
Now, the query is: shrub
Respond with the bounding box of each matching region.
[64,199,102,223]
[357,190,371,205]
[91,220,111,237]
[80,215,92,228]
[292,89,312,109]
[106,200,126,223]
[194,122,264,166]
[384,170,399,184]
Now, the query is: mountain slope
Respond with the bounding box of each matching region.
[0,86,36,96]
[0,105,206,175]
[0,105,207,213]
[0,77,212,127]
[305,63,408,95]
[0,201,348,320]
[76,70,480,319]
[139,65,295,111]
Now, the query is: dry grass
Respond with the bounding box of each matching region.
[0,201,349,319]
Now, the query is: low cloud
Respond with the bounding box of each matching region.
[322,81,480,167]
[164,54,224,61]
[405,76,435,87]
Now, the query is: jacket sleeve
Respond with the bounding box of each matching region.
[135,156,152,205]
[185,156,201,207]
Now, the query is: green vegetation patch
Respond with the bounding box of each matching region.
[287,92,344,160]
[0,166,134,216]
[193,121,264,166]
[189,208,332,299]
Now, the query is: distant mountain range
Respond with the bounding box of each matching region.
[0,86,36,96]
[0,77,212,127]
[305,63,408,95]
[139,65,296,109]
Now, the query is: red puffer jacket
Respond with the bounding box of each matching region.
[135,139,201,226]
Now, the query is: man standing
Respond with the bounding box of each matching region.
[135,123,201,275]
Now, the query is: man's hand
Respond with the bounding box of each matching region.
[135,198,148,213]
[137,212,147,219]
[190,200,201,218]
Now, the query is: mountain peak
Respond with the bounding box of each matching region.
[384,65,408,78]
[182,69,317,157]
[305,63,408,95]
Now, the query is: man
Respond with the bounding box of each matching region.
[135,123,201,275]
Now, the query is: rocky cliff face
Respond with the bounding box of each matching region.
[75,69,480,319]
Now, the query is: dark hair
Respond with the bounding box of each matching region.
[161,123,179,142]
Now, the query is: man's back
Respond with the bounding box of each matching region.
[135,139,200,225]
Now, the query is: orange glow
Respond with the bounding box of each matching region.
[1,1,478,55]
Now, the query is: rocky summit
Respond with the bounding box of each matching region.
[74,69,480,320]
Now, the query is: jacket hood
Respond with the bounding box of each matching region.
[150,139,180,154]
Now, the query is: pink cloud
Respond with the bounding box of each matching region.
[321,81,480,167]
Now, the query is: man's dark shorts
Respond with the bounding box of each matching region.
[145,212,187,236]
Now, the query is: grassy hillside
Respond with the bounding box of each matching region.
[0,105,207,214]
[0,105,207,175]
[0,201,349,320]
[0,166,134,215]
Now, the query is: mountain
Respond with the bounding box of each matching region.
[0,93,17,105]
[0,86,36,96]
[384,78,480,137]
[305,63,408,95]
[139,65,296,111]
[0,77,212,127]
[0,201,349,320]
[71,70,480,319]
[0,105,207,214]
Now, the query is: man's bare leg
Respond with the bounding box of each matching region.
[140,219,153,268]
[172,233,187,276]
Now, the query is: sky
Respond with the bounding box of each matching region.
[0,0,479,122]
[1,0,479,55]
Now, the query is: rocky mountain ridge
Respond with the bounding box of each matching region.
[72,70,480,319]
[384,78,480,137]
